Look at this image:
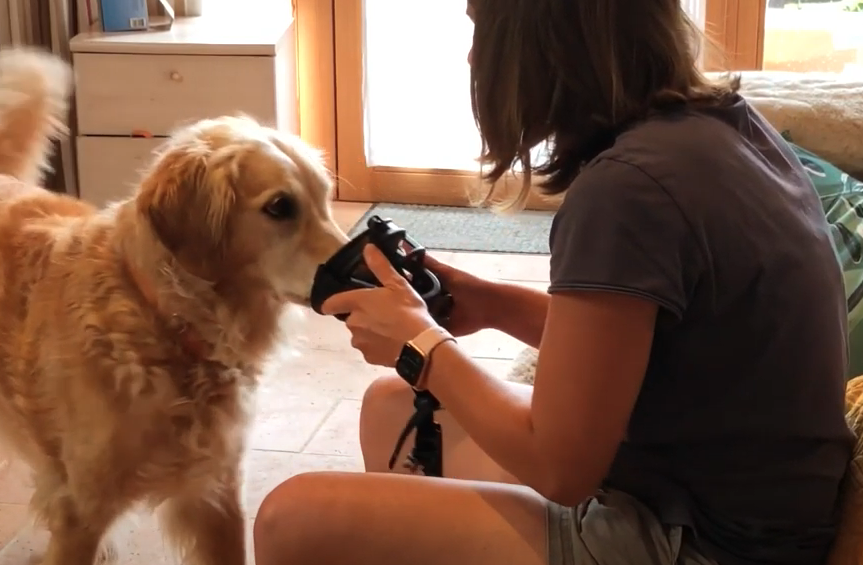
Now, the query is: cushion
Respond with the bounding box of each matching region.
[732,71,863,180]
[785,138,863,378]
[827,376,863,565]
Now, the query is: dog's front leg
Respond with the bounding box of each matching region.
[160,480,246,565]
[38,491,116,565]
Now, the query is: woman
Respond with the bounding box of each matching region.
[253,1,854,564]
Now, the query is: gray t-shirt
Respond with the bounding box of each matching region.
[548,96,854,565]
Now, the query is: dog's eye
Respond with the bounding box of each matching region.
[263,195,298,221]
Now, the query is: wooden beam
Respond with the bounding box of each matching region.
[294,0,337,182]
[704,0,766,71]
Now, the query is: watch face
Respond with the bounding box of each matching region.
[396,344,425,386]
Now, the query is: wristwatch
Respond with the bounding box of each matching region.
[395,326,455,390]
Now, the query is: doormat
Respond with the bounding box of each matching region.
[348,203,553,254]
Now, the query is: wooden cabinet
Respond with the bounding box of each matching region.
[70,9,296,207]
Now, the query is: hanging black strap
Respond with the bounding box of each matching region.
[388,389,443,477]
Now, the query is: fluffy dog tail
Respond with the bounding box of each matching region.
[0,48,72,185]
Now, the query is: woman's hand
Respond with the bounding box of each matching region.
[423,255,496,337]
[321,245,438,367]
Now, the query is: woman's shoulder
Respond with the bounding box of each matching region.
[572,96,814,222]
[588,96,760,174]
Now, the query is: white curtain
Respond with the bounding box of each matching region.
[0,0,78,196]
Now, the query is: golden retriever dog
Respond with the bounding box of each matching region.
[0,48,348,565]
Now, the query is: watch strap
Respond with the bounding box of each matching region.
[404,326,455,390]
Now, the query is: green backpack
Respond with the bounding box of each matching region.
[784,134,863,377]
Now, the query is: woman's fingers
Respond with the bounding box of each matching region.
[321,288,377,316]
[362,245,408,288]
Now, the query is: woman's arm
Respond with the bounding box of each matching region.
[424,255,549,346]
[479,281,549,348]
[425,289,657,506]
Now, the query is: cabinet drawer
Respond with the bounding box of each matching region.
[74,53,277,136]
[77,136,165,207]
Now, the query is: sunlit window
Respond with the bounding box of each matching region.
[763,0,863,73]
[364,1,475,169]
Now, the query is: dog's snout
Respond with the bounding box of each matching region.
[315,222,350,264]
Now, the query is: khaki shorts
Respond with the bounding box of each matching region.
[547,490,716,565]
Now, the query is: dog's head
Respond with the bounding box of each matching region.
[135,115,348,306]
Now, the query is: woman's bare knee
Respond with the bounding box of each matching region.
[359,375,414,472]
[254,473,338,565]
[358,375,522,484]
[360,375,412,422]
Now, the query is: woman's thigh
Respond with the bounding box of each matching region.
[358,373,529,483]
[253,472,713,565]
[253,471,548,565]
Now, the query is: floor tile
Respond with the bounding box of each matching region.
[301,313,353,352]
[514,280,550,292]
[0,460,32,506]
[0,522,45,565]
[249,386,338,452]
[473,357,519,379]
[0,504,29,550]
[438,251,550,282]
[264,347,391,401]
[332,202,372,233]
[457,329,527,360]
[302,399,362,458]
[103,514,172,564]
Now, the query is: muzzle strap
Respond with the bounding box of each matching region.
[388,389,443,477]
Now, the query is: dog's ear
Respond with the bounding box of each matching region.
[136,147,236,272]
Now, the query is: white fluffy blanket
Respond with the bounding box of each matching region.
[506,71,863,385]
[736,71,863,177]
[506,346,539,385]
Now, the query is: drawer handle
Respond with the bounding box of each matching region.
[169,71,183,82]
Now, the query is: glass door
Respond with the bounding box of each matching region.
[334,0,524,208]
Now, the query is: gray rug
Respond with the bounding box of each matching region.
[348,204,553,254]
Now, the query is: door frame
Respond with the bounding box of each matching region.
[705,0,766,71]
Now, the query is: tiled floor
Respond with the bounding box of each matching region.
[0,201,548,564]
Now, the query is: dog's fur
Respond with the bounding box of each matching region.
[0,48,347,565]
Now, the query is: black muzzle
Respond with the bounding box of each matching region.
[310,215,453,323]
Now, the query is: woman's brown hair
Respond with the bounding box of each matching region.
[468,0,740,210]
